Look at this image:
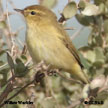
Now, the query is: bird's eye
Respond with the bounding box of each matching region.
[31,11,36,15]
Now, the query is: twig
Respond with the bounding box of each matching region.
[25,57,32,66]
[0,61,47,107]
[0,63,8,69]
[0,0,4,47]
[58,14,66,24]
[6,0,15,56]
[71,27,84,40]
[0,82,13,104]
[44,70,51,96]
[68,0,72,3]
[22,44,27,55]
[8,0,16,9]
[64,27,75,30]
[56,71,83,85]
[14,26,25,47]
[0,0,3,13]
[16,37,24,47]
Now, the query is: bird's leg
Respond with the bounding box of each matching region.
[47,69,59,76]
[34,61,50,83]
[35,71,45,83]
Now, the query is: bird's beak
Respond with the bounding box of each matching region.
[14,9,24,14]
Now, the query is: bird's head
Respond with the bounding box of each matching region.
[14,5,57,25]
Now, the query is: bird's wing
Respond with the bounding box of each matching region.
[61,35,83,68]
[56,24,83,68]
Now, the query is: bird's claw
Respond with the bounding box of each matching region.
[47,69,58,76]
[35,71,45,83]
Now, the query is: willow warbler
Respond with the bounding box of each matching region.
[15,5,89,84]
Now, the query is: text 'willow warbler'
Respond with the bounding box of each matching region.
[15,5,89,84]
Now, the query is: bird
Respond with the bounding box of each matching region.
[14,5,89,84]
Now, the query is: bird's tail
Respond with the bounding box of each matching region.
[71,63,89,84]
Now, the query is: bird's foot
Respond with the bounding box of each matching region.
[34,61,50,83]
[35,71,45,83]
[47,69,59,76]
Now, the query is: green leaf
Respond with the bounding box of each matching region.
[40,97,56,108]
[0,61,4,66]
[99,3,105,14]
[79,46,91,52]
[79,53,91,69]
[94,0,105,5]
[75,14,94,26]
[94,35,103,46]
[0,68,9,87]
[81,4,100,16]
[0,50,6,56]
[62,81,80,92]
[103,20,108,34]
[104,67,108,76]
[0,83,7,94]
[95,91,108,101]
[0,21,6,29]
[15,58,28,77]
[63,1,77,19]
[7,52,15,70]
[21,54,27,62]
[106,0,108,8]
[40,0,57,9]
[51,77,61,92]
[88,31,94,45]
[89,67,96,77]
[0,74,3,80]
[106,35,108,45]
[105,52,108,62]
[94,47,105,63]
[78,0,87,10]
[93,61,104,68]
[86,50,96,63]
[82,84,90,98]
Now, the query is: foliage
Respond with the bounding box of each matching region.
[0,0,108,108]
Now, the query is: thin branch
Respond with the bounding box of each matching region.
[8,0,16,9]
[56,70,83,85]
[6,0,15,56]
[71,27,84,40]
[25,57,32,66]
[64,27,75,30]
[68,0,72,3]
[0,82,13,104]
[0,0,4,40]
[0,63,8,69]
[0,61,47,107]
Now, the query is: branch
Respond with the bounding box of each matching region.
[56,70,83,85]
[0,61,46,107]
[64,27,75,30]
[0,79,35,107]
[0,82,13,104]
[71,27,84,40]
